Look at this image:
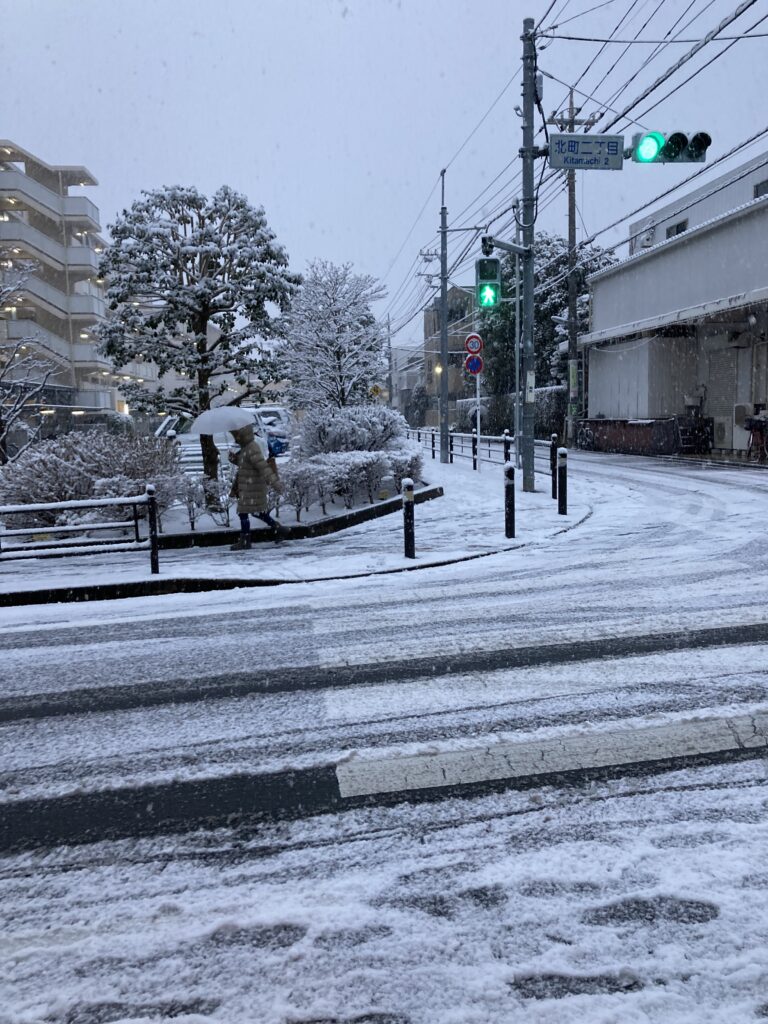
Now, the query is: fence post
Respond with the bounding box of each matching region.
[504,462,515,539]
[402,477,415,558]
[557,448,567,515]
[503,429,511,463]
[417,429,421,445]
[431,430,436,459]
[472,429,478,471]
[146,484,160,574]
[449,433,454,464]
[550,433,558,499]
[132,501,141,543]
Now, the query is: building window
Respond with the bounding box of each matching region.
[665,220,688,239]
[754,179,768,199]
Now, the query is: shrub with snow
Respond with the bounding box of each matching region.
[387,444,423,494]
[0,431,184,527]
[297,405,410,457]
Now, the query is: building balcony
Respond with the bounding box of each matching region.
[5,317,72,366]
[0,170,100,230]
[0,221,99,275]
[9,275,105,319]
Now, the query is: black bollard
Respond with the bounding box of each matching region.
[402,477,415,558]
[146,483,160,574]
[472,430,478,471]
[504,462,515,539]
[503,429,511,463]
[449,433,454,464]
[431,430,436,459]
[557,448,567,515]
[550,433,558,499]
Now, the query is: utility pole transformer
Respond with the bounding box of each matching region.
[439,170,449,464]
[520,18,537,492]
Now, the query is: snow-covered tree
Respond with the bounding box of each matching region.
[479,232,616,407]
[95,185,300,480]
[284,260,387,412]
[0,265,56,464]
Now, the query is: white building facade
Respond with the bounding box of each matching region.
[0,141,157,433]
[580,151,768,453]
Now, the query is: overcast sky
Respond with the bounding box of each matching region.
[5,0,768,346]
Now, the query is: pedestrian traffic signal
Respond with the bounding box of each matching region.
[631,131,712,163]
[476,258,501,308]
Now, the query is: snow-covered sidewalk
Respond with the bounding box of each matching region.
[0,455,595,597]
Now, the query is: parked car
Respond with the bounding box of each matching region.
[245,405,292,455]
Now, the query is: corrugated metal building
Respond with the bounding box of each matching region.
[579,150,768,453]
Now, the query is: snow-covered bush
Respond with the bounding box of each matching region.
[298,405,409,457]
[354,451,391,503]
[0,431,184,527]
[279,460,318,521]
[387,444,423,494]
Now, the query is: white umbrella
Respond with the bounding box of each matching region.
[189,407,256,435]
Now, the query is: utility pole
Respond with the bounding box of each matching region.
[439,169,449,463]
[386,313,393,409]
[513,200,522,470]
[547,90,598,446]
[520,18,537,492]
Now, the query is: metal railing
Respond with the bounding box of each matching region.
[0,485,160,573]
[407,428,554,471]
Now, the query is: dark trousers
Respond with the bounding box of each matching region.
[239,512,278,536]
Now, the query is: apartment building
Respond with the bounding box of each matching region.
[0,140,154,434]
[422,285,476,427]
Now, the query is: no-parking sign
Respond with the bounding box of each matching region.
[465,354,484,375]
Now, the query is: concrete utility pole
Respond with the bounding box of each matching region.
[547,90,598,446]
[439,169,449,463]
[520,18,537,492]
[514,199,522,470]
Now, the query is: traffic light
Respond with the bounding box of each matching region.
[631,131,712,163]
[476,257,501,308]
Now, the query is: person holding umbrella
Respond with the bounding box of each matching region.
[189,407,290,550]
[227,421,290,549]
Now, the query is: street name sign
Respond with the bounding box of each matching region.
[465,333,483,355]
[549,133,625,171]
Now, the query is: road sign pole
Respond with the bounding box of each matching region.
[476,371,481,473]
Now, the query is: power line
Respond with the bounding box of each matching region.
[600,0,761,132]
[380,175,441,285]
[541,30,768,42]
[542,0,622,31]
[630,9,768,124]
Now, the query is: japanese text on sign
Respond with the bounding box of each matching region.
[548,133,625,171]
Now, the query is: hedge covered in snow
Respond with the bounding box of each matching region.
[273,446,423,521]
[296,405,411,457]
[0,432,184,527]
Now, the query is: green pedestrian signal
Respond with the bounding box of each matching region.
[631,131,712,164]
[476,258,501,308]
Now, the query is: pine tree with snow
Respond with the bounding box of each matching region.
[284,260,387,412]
[95,185,300,480]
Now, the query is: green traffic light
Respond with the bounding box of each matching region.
[635,131,665,163]
[479,283,499,307]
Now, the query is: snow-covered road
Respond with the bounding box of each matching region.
[2,452,768,1021]
[4,759,768,1023]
